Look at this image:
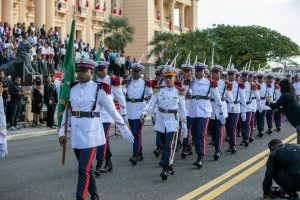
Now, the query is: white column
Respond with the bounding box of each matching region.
[35,0,46,28]
[0,0,3,22]
[180,4,185,30]
[46,0,55,30]
[2,0,13,25]
[170,0,175,32]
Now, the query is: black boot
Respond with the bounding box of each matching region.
[213,152,221,161]
[101,160,113,173]
[90,193,100,200]
[94,160,103,176]
[181,145,187,159]
[153,147,161,157]
[244,140,249,147]
[240,141,245,146]
[276,127,281,132]
[266,129,272,135]
[249,137,254,143]
[257,130,263,138]
[231,146,237,154]
[160,169,168,180]
[138,152,143,161]
[129,153,138,165]
[186,145,193,155]
[193,155,203,168]
[167,165,175,175]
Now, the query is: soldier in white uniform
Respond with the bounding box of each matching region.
[293,75,300,98]
[179,63,193,159]
[94,61,128,176]
[209,65,234,160]
[265,74,275,135]
[122,63,153,165]
[58,58,133,200]
[0,83,7,158]
[225,67,246,153]
[188,63,225,168]
[141,66,186,180]
[256,72,268,137]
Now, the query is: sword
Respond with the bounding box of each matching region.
[170,113,181,165]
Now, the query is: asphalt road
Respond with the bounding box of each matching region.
[0,120,298,200]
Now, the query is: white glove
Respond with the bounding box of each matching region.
[122,115,129,124]
[219,114,226,124]
[241,112,246,122]
[180,116,187,123]
[0,141,8,158]
[181,121,188,138]
[122,130,134,143]
[140,113,147,121]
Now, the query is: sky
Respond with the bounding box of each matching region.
[197,0,300,45]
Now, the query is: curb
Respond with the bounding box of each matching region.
[7,129,57,141]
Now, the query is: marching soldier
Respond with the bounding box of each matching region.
[188,63,225,168]
[47,53,56,76]
[256,72,267,138]
[179,63,193,159]
[226,67,246,153]
[273,76,282,132]
[293,75,300,98]
[122,63,152,165]
[58,58,134,200]
[0,83,7,158]
[141,65,186,180]
[209,65,234,160]
[94,61,127,176]
[265,74,275,134]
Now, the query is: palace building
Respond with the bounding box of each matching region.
[0,0,198,63]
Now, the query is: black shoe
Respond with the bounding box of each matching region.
[249,137,254,143]
[181,145,187,159]
[138,152,143,161]
[213,152,221,161]
[227,147,232,152]
[186,145,193,155]
[129,153,138,165]
[266,129,273,135]
[94,160,103,176]
[158,160,163,166]
[276,127,281,132]
[90,193,100,200]
[240,141,245,146]
[231,146,237,154]
[153,147,161,157]
[244,141,249,147]
[288,193,299,200]
[39,120,45,124]
[193,156,203,168]
[101,160,113,173]
[225,136,230,142]
[257,130,263,138]
[160,169,168,180]
[167,165,175,175]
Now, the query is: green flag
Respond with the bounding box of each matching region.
[57,19,76,127]
[93,41,103,80]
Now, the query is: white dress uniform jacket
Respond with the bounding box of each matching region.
[0,96,7,158]
[59,81,130,149]
[144,86,186,133]
[293,82,300,96]
[227,81,246,114]
[124,78,153,120]
[258,82,267,111]
[97,75,126,123]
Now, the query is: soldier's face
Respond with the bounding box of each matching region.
[228,73,235,82]
[76,69,92,83]
[212,71,220,80]
[242,76,248,82]
[165,75,175,87]
[182,70,190,78]
[132,70,141,80]
[97,68,107,78]
[195,69,204,79]
[248,76,253,82]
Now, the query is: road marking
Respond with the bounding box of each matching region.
[199,139,297,200]
[178,133,297,200]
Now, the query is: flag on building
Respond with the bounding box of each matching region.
[157,11,160,20]
[95,0,100,10]
[57,19,76,127]
[169,18,172,30]
[103,0,106,11]
[76,0,82,14]
[113,3,117,14]
[119,6,122,15]
[85,0,89,7]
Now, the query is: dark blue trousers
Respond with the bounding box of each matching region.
[274,111,282,128]
[227,113,240,146]
[152,117,162,148]
[182,117,192,145]
[242,112,252,141]
[209,118,225,153]
[191,117,210,156]
[256,110,266,131]
[159,131,176,169]
[250,111,256,137]
[266,110,274,130]
[96,123,112,161]
[74,147,97,200]
[128,119,144,154]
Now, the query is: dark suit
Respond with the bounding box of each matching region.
[9,83,23,127]
[44,82,58,127]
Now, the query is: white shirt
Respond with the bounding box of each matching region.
[293,82,300,96]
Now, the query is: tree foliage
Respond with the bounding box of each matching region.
[149,25,300,70]
[102,16,134,52]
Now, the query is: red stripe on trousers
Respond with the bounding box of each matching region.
[138,121,144,153]
[102,123,112,161]
[82,147,96,199]
[248,112,253,138]
[203,118,210,155]
[219,124,225,151]
[234,114,240,145]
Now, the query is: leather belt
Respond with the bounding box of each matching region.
[158,108,177,114]
[246,101,252,105]
[211,97,225,102]
[260,97,266,100]
[252,97,256,100]
[227,100,240,104]
[191,95,209,100]
[72,111,100,118]
[126,98,144,103]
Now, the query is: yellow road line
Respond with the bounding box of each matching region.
[178,133,296,200]
[199,139,297,200]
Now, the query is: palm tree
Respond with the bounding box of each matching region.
[102,16,134,52]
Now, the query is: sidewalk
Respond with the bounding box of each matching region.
[7,125,57,141]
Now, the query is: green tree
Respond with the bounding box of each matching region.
[102,16,134,52]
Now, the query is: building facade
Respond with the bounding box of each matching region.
[0,0,197,63]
